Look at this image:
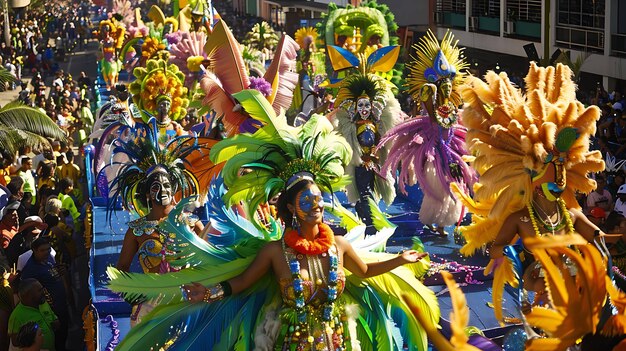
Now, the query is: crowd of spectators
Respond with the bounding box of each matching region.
[0,2,95,351]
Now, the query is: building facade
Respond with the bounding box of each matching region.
[434,0,626,91]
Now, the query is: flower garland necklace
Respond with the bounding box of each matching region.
[526,198,574,236]
[283,222,334,255]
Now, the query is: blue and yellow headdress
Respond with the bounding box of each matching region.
[406,30,467,107]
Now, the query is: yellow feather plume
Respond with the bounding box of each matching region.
[523,234,608,350]
[456,62,604,255]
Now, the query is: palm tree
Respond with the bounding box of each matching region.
[0,101,67,156]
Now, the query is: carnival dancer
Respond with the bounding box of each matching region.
[107,90,440,350]
[328,44,403,232]
[378,30,475,237]
[98,19,125,91]
[109,122,213,325]
[128,58,189,143]
[453,62,612,322]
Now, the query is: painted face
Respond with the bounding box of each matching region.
[149,173,173,206]
[157,99,171,122]
[532,162,565,202]
[439,78,452,99]
[356,97,372,120]
[294,185,324,224]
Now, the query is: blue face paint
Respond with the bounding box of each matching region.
[295,187,324,218]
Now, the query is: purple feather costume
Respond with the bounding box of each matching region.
[378,111,476,227]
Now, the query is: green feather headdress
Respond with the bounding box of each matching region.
[210,89,352,226]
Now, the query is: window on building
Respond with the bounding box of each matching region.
[505,0,541,23]
[557,0,605,29]
[556,0,605,53]
[437,0,466,14]
[472,0,500,17]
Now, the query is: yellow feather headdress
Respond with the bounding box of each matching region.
[129,58,189,122]
[406,29,467,107]
[454,62,605,255]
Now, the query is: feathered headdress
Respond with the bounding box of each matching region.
[453,62,605,256]
[199,20,300,136]
[99,19,126,50]
[406,29,467,107]
[106,121,218,217]
[335,73,387,121]
[209,89,352,226]
[129,58,189,122]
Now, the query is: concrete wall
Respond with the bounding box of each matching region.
[378,0,428,27]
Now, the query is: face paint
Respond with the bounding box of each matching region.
[439,78,452,98]
[532,162,564,202]
[294,186,324,221]
[149,173,173,206]
[356,97,372,120]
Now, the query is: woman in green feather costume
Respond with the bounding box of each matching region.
[107,90,440,350]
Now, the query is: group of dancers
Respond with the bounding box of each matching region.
[90,1,626,350]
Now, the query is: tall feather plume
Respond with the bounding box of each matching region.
[264,34,300,115]
[204,20,250,95]
[200,72,248,137]
[454,62,605,256]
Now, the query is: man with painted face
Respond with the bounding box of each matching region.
[452,62,617,323]
[117,168,202,274]
[154,95,185,145]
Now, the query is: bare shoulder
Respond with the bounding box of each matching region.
[333,235,352,252]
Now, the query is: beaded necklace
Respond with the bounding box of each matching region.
[282,233,340,349]
[531,200,566,232]
[526,198,574,236]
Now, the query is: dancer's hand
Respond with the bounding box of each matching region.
[181,282,207,303]
[400,250,429,263]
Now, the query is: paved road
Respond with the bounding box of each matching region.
[0,40,100,106]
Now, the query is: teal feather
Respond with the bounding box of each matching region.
[115,276,277,350]
[344,281,403,350]
[107,258,254,303]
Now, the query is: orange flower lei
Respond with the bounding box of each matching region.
[283,223,335,255]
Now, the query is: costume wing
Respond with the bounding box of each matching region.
[114,276,279,350]
[345,252,440,351]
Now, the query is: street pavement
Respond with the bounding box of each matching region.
[0,40,100,106]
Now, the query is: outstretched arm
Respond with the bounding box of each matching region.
[337,236,427,279]
[184,241,278,302]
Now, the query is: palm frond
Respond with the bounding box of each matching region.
[0,102,67,141]
[0,66,16,91]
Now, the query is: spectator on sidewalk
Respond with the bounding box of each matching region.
[5,216,47,268]
[8,278,58,351]
[587,175,613,213]
[17,157,36,206]
[20,238,68,351]
[0,201,20,249]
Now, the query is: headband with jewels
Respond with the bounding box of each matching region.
[210,92,352,229]
[129,58,189,123]
[406,29,467,108]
